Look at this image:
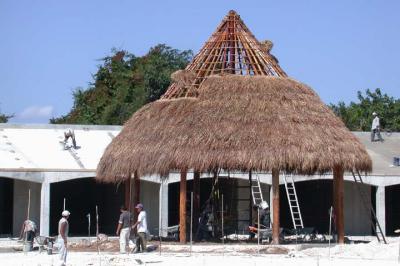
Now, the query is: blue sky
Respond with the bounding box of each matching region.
[1,0,399,123]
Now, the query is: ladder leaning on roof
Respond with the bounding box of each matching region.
[351,170,387,244]
[283,174,304,230]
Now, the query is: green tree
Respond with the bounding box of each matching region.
[51,44,192,125]
[0,107,13,123]
[330,88,400,131]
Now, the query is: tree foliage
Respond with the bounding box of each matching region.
[51,44,192,125]
[0,106,12,123]
[330,88,400,131]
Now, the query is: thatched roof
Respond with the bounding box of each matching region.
[96,76,372,182]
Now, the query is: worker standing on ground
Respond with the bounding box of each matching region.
[116,205,132,254]
[131,203,148,253]
[371,112,384,142]
[57,210,70,266]
[259,201,271,228]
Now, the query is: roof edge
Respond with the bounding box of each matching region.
[0,123,122,131]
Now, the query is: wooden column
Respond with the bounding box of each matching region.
[333,166,344,244]
[124,177,131,211]
[248,171,253,225]
[133,172,140,220]
[272,169,280,244]
[179,169,187,243]
[193,171,201,235]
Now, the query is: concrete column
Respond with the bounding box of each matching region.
[376,186,386,236]
[40,181,50,236]
[159,180,169,237]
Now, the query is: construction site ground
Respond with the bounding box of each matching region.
[0,236,398,265]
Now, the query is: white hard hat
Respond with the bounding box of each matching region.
[372,112,377,116]
[62,210,71,217]
[260,201,269,209]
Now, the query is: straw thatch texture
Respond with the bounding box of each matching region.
[96,76,371,182]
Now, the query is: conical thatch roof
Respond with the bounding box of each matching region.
[162,10,287,99]
[96,75,372,182]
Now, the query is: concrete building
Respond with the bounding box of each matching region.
[0,124,399,238]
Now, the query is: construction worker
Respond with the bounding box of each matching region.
[19,219,37,251]
[131,203,148,253]
[259,201,271,228]
[57,210,70,266]
[63,128,77,149]
[371,112,384,142]
[116,205,132,254]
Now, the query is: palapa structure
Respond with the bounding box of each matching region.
[96,10,372,244]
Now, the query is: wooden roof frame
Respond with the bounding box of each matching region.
[162,10,287,99]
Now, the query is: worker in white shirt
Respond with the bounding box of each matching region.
[371,112,384,142]
[131,203,148,253]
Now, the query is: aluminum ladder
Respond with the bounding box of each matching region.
[250,174,264,206]
[283,174,304,230]
[351,171,387,244]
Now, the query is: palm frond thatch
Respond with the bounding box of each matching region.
[96,75,371,182]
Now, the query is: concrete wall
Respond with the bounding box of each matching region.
[140,181,160,235]
[344,182,372,235]
[344,181,371,235]
[13,180,41,236]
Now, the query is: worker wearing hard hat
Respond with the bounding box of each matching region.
[259,201,271,228]
[57,210,70,266]
[371,112,384,142]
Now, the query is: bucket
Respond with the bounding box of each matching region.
[47,240,53,255]
[23,241,33,252]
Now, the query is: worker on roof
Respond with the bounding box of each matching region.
[371,112,384,142]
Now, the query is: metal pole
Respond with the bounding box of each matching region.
[328,206,333,259]
[222,194,225,256]
[27,189,31,220]
[395,229,400,263]
[190,192,193,256]
[257,208,260,251]
[63,198,66,211]
[159,181,163,256]
[87,213,91,242]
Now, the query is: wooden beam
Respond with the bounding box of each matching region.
[248,171,252,225]
[193,171,201,236]
[124,177,131,212]
[333,166,345,244]
[272,169,280,244]
[179,169,187,243]
[133,172,140,220]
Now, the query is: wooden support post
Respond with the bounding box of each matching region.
[179,169,187,243]
[248,171,252,226]
[333,166,345,244]
[133,172,140,220]
[193,171,201,235]
[272,169,280,244]
[124,177,131,212]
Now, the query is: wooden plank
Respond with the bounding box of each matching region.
[124,176,131,212]
[333,166,344,244]
[272,169,280,244]
[193,171,201,236]
[133,172,140,221]
[179,169,187,243]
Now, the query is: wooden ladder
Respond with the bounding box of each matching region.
[283,174,304,230]
[250,174,264,207]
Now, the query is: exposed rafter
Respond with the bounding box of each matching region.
[162,10,287,99]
